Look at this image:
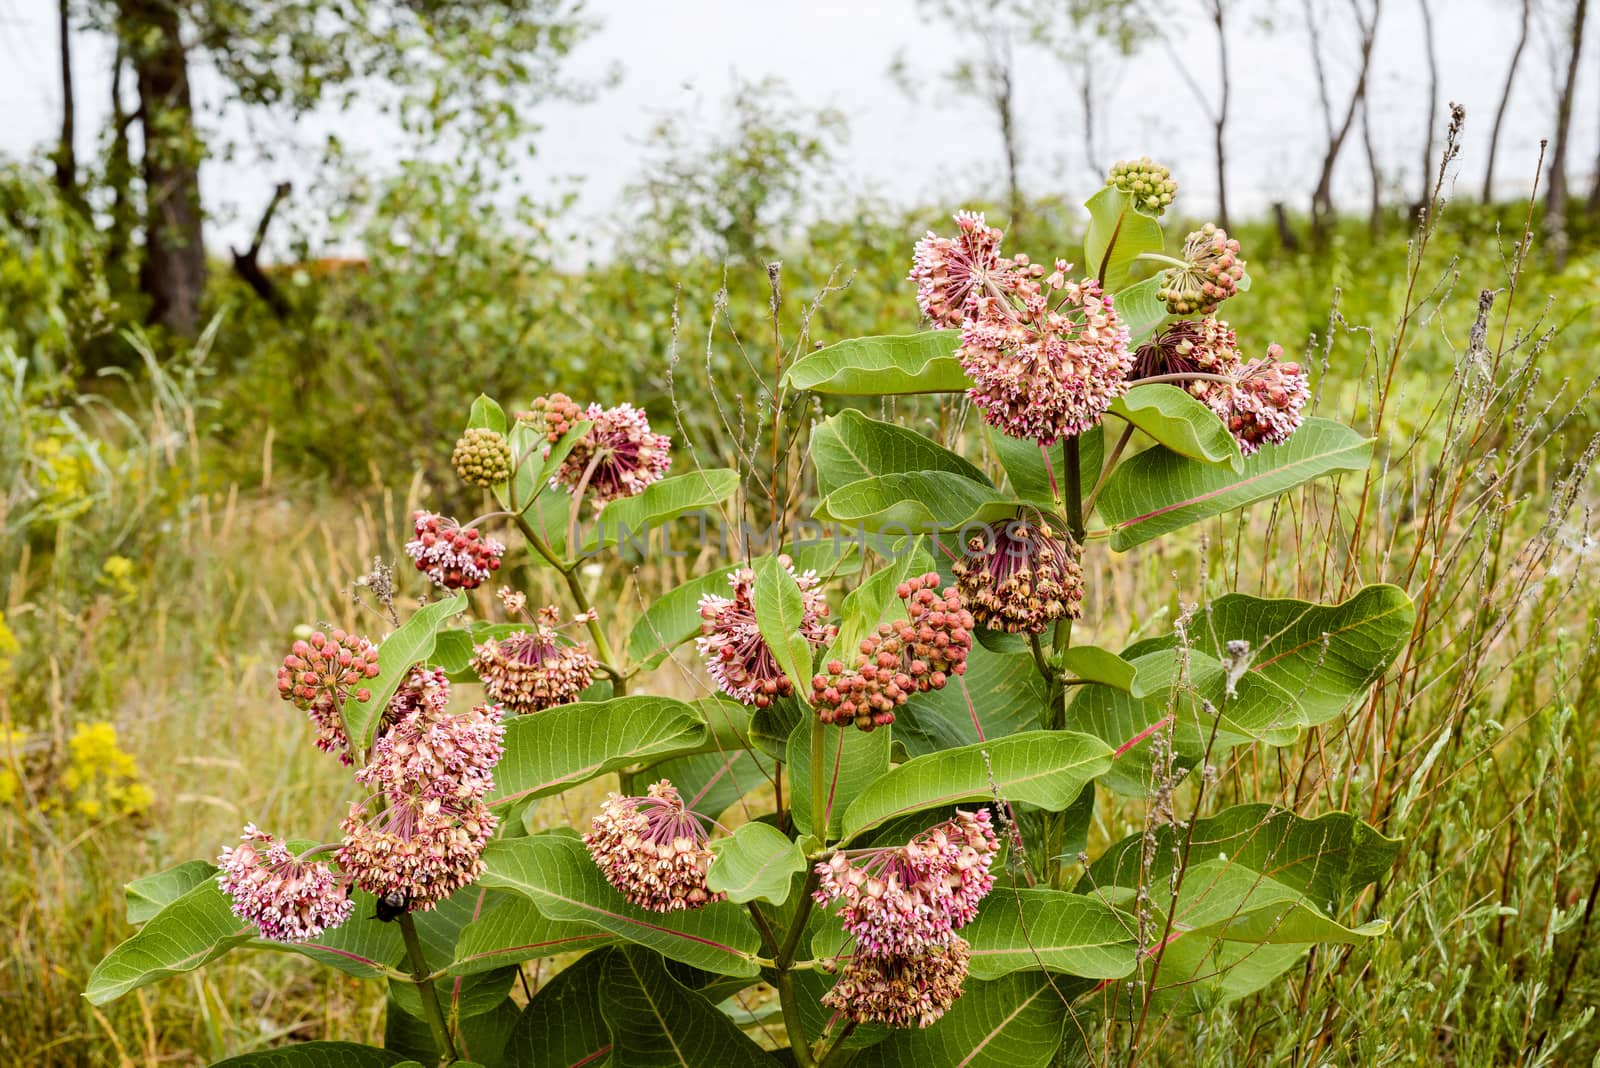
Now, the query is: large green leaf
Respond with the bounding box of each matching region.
[125,859,216,924]
[752,555,817,697]
[781,331,969,395]
[210,1043,413,1067]
[1124,584,1415,726]
[275,889,404,978]
[893,643,1050,757]
[449,896,613,976]
[488,697,707,809]
[584,469,739,552]
[788,716,893,840]
[964,888,1137,981]
[1083,185,1164,287]
[1081,805,1401,1016]
[827,541,931,664]
[1107,384,1242,469]
[1096,418,1372,550]
[851,972,1085,1068]
[503,948,615,1068]
[811,409,988,498]
[706,822,806,905]
[815,471,1019,533]
[600,946,776,1066]
[1058,645,1148,697]
[478,834,762,977]
[1111,274,1168,342]
[988,425,1102,512]
[840,732,1113,842]
[352,592,469,751]
[87,880,253,1004]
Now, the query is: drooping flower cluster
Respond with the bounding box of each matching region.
[404,512,505,590]
[696,556,834,707]
[1159,223,1246,316]
[1107,157,1178,216]
[816,810,999,1028]
[952,516,1085,634]
[470,602,599,714]
[1134,318,1308,454]
[276,629,381,759]
[810,574,974,731]
[452,427,513,487]
[583,779,723,912]
[531,397,672,506]
[338,669,504,913]
[217,824,354,942]
[914,213,1134,444]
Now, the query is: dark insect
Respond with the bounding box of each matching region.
[374,890,410,922]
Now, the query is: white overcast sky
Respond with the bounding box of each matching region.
[0,0,1591,260]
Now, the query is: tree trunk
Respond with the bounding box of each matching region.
[119,0,206,337]
[1212,0,1232,230]
[1547,0,1589,266]
[996,66,1022,225]
[106,45,138,293]
[1415,0,1439,214]
[1309,0,1381,246]
[1362,95,1383,234]
[1484,0,1532,205]
[53,0,78,203]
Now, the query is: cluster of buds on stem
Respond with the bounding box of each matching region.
[523,394,672,506]
[1107,157,1178,216]
[470,594,599,713]
[696,556,834,707]
[583,780,723,912]
[452,427,513,488]
[404,512,505,591]
[810,574,973,731]
[275,629,380,760]
[1158,224,1245,316]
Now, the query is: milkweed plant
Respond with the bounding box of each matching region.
[87,160,1412,1067]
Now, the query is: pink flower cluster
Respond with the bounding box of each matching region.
[404,511,505,591]
[1134,318,1308,454]
[471,622,598,714]
[952,516,1085,634]
[810,574,974,731]
[217,825,353,942]
[697,556,834,708]
[1159,223,1245,316]
[526,393,672,506]
[337,668,504,913]
[275,629,381,760]
[912,212,1134,444]
[816,810,999,1028]
[583,780,723,913]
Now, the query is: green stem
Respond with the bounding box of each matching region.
[1084,422,1136,520]
[1063,437,1084,544]
[777,970,818,1068]
[398,912,458,1065]
[515,512,627,694]
[816,1020,859,1065]
[1134,251,1189,270]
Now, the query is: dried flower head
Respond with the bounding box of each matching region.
[909,210,1005,327]
[276,629,381,759]
[697,556,834,707]
[217,825,354,942]
[583,780,723,912]
[1159,224,1245,316]
[452,427,513,487]
[405,512,505,591]
[1107,157,1178,216]
[953,516,1084,634]
[811,574,974,731]
[359,672,505,804]
[338,792,497,912]
[470,623,598,714]
[959,269,1133,444]
[822,939,972,1029]
[551,403,671,505]
[813,809,999,955]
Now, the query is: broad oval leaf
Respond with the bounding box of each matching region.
[1111,274,1168,342]
[351,592,469,752]
[478,834,762,977]
[488,696,708,809]
[1107,383,1242,469]
[840,731,1113,842]
[815,471,1019,533]
[87,879,253,1005]
[449,896,613,976]
[964,887,1137,980]
[752,555,817,697]
[850,972,1085,1068]
[584,469,739,552]
[1096,418,1373,550]
[894,643,1049,757]
[503,948,615,1068]
[1058,645,1148,697]
[210,1042,414,1067]
[811,409,988,497]
[273,889,404,978]
[600,945,777,1066]
[1083,185,1164,287]
[125,859,216,924]
[782,331,969,395]
[988,425,1103,512]
[707,822,806,906]
[788,716,892,840]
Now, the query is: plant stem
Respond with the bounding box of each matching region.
[1084,422,1136,519]
[514,512,627,694]
[816,1021,859,1065]
[777,970,818,1068]
[398,912,458,1065]
[1133,251,1189,270]
[1063,436,1084,543]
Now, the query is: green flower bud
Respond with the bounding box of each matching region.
[1107,157,1178,216]
[451,427,513,487]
